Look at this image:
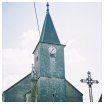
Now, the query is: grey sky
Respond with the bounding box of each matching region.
[2,2,102,102]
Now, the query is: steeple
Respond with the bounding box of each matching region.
[39,3,60,44]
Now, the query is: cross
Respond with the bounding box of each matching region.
[80,71,99,102]
[46,2,49,12]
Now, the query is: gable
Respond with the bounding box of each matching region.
[3,74,31,102]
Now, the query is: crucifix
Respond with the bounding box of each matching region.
[80,71,99,102]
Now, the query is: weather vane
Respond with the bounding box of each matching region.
[80,71,99,102]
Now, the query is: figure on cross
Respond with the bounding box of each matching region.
[80,71,99,102]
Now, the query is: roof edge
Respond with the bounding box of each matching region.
[3,73,31,93]
[65,79,83,95]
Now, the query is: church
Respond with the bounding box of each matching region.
[3,3,83,102]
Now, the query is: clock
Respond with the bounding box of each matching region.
[48,46,56,54]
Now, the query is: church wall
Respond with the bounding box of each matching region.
[3,74,31,102]
[31,79,38,102]
[37,77,67,102]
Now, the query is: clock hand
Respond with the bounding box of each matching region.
[51,49,54,53]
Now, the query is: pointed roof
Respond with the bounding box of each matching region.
[39,3,60,44]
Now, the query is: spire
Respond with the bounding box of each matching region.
[39,3,60,44]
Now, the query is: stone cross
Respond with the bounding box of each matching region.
[80,71,99,102]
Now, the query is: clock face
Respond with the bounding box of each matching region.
[48,46,56,54]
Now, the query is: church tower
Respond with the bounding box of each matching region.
[3,3,83,102]
[32,3,66,102]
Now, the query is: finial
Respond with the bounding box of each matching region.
[46,2,49,12]
[87,71,91,75]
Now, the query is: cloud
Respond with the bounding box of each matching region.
[2,29,39,91]
[19,29,39,51]
[65,39,85,64]
[68,48,85,63]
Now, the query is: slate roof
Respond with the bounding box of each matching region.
[3,73,82,96]
[65,80,83,95]
[3,73,31,93]
[39,7,60,44]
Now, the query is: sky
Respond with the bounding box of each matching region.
[2,2,102,102]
